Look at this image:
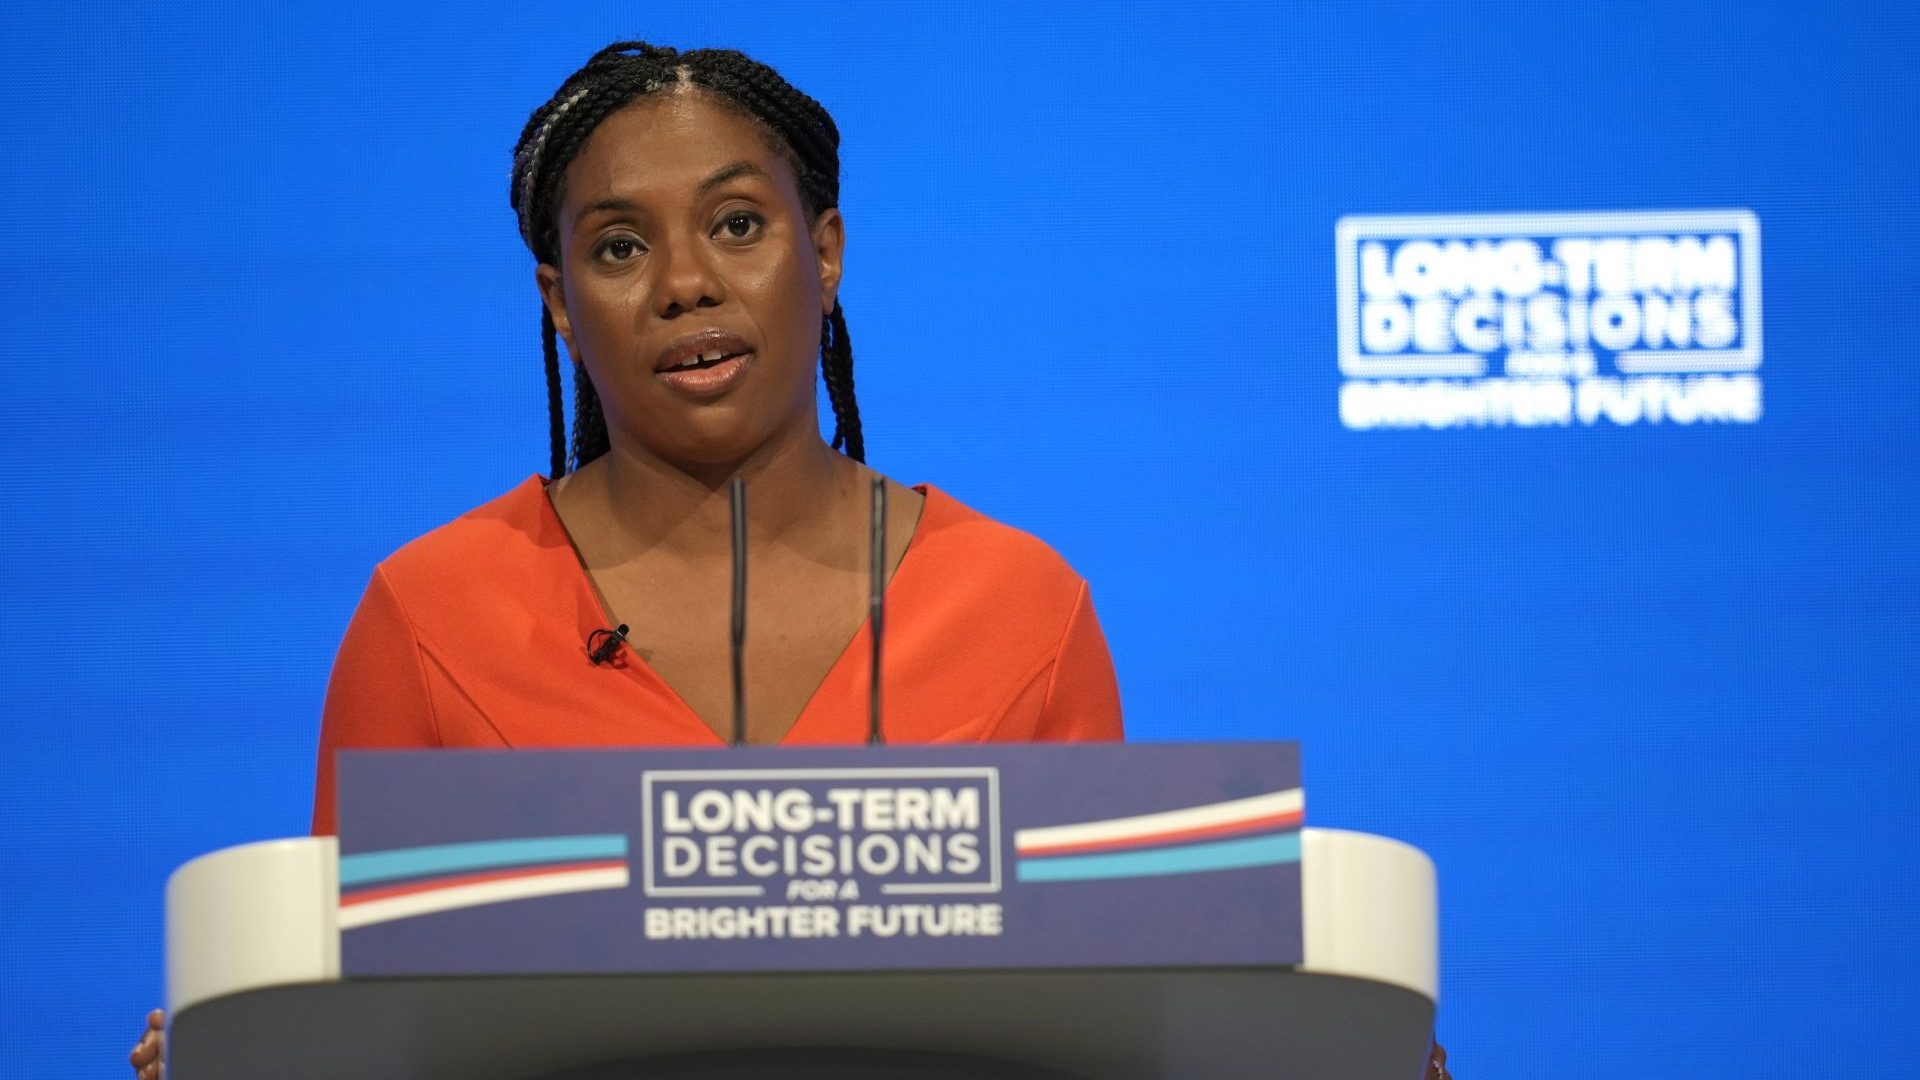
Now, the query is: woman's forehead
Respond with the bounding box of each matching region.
[562,92,798,209]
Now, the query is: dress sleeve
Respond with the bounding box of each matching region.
[1036,581,1126,741]
[310,566,440,835]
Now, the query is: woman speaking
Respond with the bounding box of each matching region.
[302,40,1127,835]
[133,39,1127,1079]
[134,40,1452,1080]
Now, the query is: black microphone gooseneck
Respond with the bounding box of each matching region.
[729,476,749,747]
[868,475,887,745]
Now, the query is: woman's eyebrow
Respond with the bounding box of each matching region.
[573,163,771,228]
[696,161,769,195]
[578,197,643,224]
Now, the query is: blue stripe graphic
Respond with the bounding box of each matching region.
[339,834,629,888]
[1016,831,1301,883]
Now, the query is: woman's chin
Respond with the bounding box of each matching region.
[644,425,788,473]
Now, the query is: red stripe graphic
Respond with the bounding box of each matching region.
[1017,809,1304,858]
[340,859,628,907]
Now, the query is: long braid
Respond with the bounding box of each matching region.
[509,42,865,476]
[820,303,864,462]
[540,306,566,480]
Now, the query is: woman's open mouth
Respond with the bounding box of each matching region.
[660,349,748,395]
[656,330,752,397]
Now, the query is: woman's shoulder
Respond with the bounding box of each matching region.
[891,484,1118,743]
[908,484,1090,607]
[374,474,565,595]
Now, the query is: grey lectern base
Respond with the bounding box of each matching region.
[545,1048,1089,1080]
[170,968,1433,1080]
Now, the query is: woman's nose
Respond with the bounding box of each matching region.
[654,238,725,319]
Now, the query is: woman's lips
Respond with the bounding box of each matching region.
[656,351,752,396]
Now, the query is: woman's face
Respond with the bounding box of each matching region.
[537,90,843,469]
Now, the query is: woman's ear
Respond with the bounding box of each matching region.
[534,264,577,357]
[812,208,845,315]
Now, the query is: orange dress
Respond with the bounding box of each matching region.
[311,476,1124,834]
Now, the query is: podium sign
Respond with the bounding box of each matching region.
[337,743,1302,978]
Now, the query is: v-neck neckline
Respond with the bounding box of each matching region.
[534,474,934,747]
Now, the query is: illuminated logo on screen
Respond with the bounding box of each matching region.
[1334,210,1763,430]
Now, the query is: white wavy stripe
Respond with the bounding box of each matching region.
[1014,789,1303,853]
[338,866,630,930]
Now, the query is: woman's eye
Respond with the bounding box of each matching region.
[717,212,763,240]
[600,237,641,261]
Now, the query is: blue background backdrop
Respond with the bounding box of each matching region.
[3,2,1916,1076]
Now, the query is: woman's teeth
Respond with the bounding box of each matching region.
[673,350,737,370]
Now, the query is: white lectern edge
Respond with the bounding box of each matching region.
[166,827,1436,1015]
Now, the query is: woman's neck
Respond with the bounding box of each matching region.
[561,421,862,565]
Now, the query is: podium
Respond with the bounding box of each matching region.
[165,746,1437,1078]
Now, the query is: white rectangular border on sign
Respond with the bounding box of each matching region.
[639,767,1003,899]
[1335,209,1763,378]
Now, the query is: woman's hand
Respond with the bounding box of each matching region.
[129,1009,164,1080]
[1427,1039,1451,1079]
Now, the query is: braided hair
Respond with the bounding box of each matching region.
[509,42,865,477]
